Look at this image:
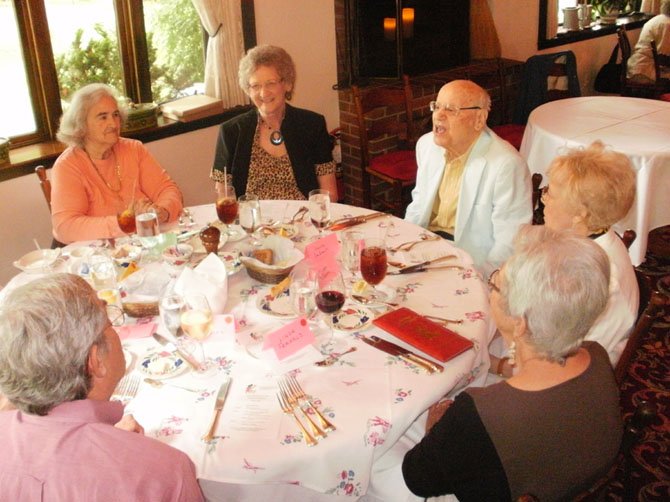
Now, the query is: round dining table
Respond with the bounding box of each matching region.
[520,96,670,266]
[0,200,494,501]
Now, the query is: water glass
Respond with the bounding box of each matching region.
[89,255,117,291]
[308,189,331,235]
[160,294,185,336]
[341,230,363,284]
[238,193,262,245]
[136,209,160,248]
[289,264,318,321]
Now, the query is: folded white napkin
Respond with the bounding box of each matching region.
[173,253,228,313]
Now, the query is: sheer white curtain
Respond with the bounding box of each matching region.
[191,0,248,107]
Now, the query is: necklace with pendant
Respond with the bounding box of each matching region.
[259,113,284,145]
[86,150,122,193]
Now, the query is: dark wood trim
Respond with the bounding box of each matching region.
[241,0,257,50]
[115,0,152,102]
[0,106,253,183]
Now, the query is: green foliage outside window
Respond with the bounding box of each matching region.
[55,0,204,104]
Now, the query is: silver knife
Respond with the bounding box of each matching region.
[388,264,464,275]
[152,333,203,372]
[326,212,385,231]
[202,378,232,442]
[360,335,442,373]
[386,254,457,275]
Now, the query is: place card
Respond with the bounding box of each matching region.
[304,232,340,262]
[263,317,315,360]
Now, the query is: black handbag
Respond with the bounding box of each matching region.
[594,44,622,93]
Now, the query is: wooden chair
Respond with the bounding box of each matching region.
[493,51,580,151]
[35,165,52,213]
[35,165,65,248]
[351,75,417,217]
[619,27,666,98]
[531,173,544,225]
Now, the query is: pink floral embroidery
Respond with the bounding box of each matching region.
[326,469,362,496]
[364,416,391,447]
[394,388,412,403]
[465,310,485,322]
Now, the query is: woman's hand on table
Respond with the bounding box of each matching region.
[115,414,145,434]
[134,198,170,223]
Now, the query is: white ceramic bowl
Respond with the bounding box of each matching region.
[111,244,142,265]
[162,243,194,266]
[13,249,61,273]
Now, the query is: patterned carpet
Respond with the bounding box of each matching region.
[593,257,670,501]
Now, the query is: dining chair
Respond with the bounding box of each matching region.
[351,75,417,217]
[619,27,666,99]
[35,165,52,213]
[492,51,580,151]
[35,165,65,249]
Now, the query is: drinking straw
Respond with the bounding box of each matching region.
[130,178,137,210]
[224,166,228,195]
[33,238,41,250]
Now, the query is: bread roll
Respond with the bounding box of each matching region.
[252,248,274,265]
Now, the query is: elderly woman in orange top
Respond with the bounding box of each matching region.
[51,83,183,244]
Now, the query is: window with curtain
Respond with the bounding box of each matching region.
[1,0,205,149]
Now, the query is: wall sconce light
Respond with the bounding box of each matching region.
[402,8,414,39]
[383,17,396,41]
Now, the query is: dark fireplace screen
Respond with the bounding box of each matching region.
[349,0,470,80]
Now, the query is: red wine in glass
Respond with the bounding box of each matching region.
[315,290,345,313]
[360,246,388,286]
[216,198,238,224]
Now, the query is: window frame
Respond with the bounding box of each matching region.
[538,1,652,50]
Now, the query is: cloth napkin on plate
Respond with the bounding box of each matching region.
[173,253,228,313]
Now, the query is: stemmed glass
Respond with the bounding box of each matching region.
[179,294,215,375]
[360,237,388,300]
[289,263,318,323]
[341,230,363,286]
[135,208,160,249]
[116,200,136,236]
[238,193,262,246]
[308,189,331,236]
[215,185,238,237]
[159,294,185,336]
[315,269,346,350]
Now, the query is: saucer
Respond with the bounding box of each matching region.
[256,288,296,318]
[326,306,372,332]
[137,350,188,379]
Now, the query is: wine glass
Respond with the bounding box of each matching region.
[308,189,331,236]
[341,230,363,286]
[179,294,215,375]
[215,184,238,237]
[289,263,318,322]
[116,200,136,235]
[159,294,185,336]
[360,237,388,300]
[238,193,262,246]
[315,269,346,350]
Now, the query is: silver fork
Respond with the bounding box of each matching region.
[279,379,326,439]
[286,376,336,432]
[183,208,195,226]
[113,373,140,401]
[277,391,317,447]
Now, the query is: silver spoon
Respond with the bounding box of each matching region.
[314,346,357,366]
[352,294,399,308]
[143,378,199,392]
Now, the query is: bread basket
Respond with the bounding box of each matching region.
[240,235,304,284]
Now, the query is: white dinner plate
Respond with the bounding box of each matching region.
[123,348,135,372]
[326,306,373,332]
[137,350,188,379]
[256,288,296,318]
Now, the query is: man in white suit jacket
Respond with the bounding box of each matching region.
[405,80,532,275]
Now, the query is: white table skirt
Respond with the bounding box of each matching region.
[520,96,670,265]
[1,201,495,501]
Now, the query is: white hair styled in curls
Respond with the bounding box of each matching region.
[0,274,109,415]
[499,225,610,361]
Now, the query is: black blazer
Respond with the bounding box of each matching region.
[212,104,333,198]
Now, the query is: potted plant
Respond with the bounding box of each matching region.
[591,0,630,18]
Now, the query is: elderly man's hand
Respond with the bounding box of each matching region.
[115,414,145,434]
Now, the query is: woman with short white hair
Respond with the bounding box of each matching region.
[401,226,622,500]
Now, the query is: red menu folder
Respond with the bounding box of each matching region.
[372,307,473,362]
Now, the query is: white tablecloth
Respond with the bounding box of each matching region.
[519,96,670,265]
[1,201,494,501]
